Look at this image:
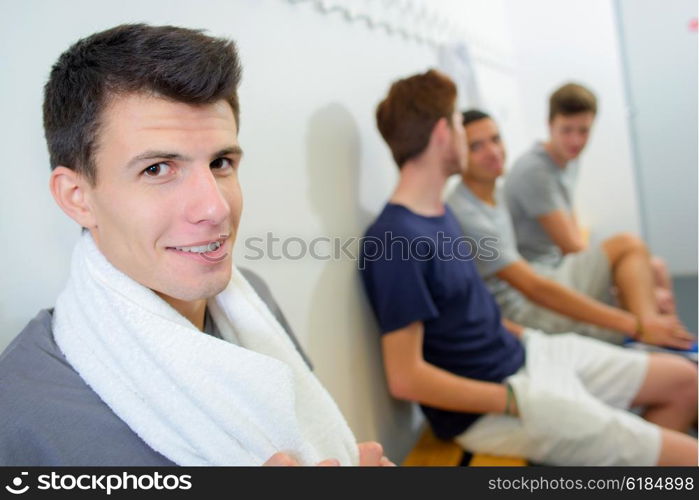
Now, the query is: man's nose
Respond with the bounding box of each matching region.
[485,142,501,159]
[573,133,588,147]
[183,166,231,226]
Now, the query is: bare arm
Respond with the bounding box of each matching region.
[502,318,525,338]
[497,260,636,335]
[537,210,586,254]
[382,321,510,415]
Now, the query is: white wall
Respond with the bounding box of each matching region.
[0,0,519,462]
[616,0,698,275]
[504,0,643,245]
[3,0,673,463]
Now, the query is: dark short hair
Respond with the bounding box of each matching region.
[43,23,242,185]
[376,69,457,168]
[462,109,491,127]
[549,83,597,122]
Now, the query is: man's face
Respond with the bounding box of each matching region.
[548,111,595,162]
[84,93,242,303]
[444,109,468,176]
[464,117,506,182]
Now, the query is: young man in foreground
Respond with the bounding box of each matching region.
[447,110,693,349]
[360,70,697,465]
[0,24,390,467]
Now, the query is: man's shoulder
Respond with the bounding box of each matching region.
[0,310,84,462]
[506,147,556,204]
[0,310,173,465]
[0,309,93,422]
[446,183,479,215]
[510,145,550,177]
[363,204,433,241]
[363,203,453,245]
[0,309,69,382]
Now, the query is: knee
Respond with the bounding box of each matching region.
[607,232,648,262]
[678,359,698,401]
[664,356,697,405]
[614,232,647,253]
[650,256,667,268]
[650,256,669,276]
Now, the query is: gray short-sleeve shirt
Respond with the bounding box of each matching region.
[504,142,579,266]
[0,268,308,465]
[446,183,526,313]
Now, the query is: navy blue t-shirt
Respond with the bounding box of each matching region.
[359,203,525,439]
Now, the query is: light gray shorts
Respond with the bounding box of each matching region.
[455,330,660,466]
[507,244,623,344]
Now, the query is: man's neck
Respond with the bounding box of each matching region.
[463,176,497,206]
[390,157,449,216]
[543,141,568,168]
[157,293,207,331]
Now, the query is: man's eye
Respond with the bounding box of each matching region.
[143,162,171,177]
[211,157,233,170]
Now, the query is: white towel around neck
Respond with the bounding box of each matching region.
[52,232,358,465]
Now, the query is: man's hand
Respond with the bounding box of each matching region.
[263,452,299,466]
[263,442,395,466]
[263,452,341,466]
[358,441,395,466]
[640,314,695,350]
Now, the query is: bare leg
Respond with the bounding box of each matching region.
[651,257,676,314]
[656,429,698,466]
[651,256,673,290]
[603,233,658,317]
[630,353,697,432]
[632,353,697,465]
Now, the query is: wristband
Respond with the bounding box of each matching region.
[504,382,515,416]
[634,315,645,341]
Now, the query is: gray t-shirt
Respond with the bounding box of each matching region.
[0,268,309,465]
[504,142,579,267]
[446,183,526,313]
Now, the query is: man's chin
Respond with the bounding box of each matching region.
[153,274,232,303]
[566,149,582,160]
[488,163,504,177]
[448,161,467,176]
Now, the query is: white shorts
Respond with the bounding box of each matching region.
[455,330,661,466]
[508,245,622,344]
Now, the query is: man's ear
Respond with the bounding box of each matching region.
[49,166,98,229]
[431,116,451,147]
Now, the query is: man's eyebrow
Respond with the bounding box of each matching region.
[125,146,243,170]
[126,151,190,170]
[213,146,243,159]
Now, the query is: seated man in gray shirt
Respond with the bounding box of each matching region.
[0,24,391,467]
[504,83,676,315]
[447,110,693,349]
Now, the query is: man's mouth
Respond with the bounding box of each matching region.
[172,241,223,253]
[488,161,504,171]
[166,236,230,263]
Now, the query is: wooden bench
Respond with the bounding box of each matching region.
[402,427,527,467]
